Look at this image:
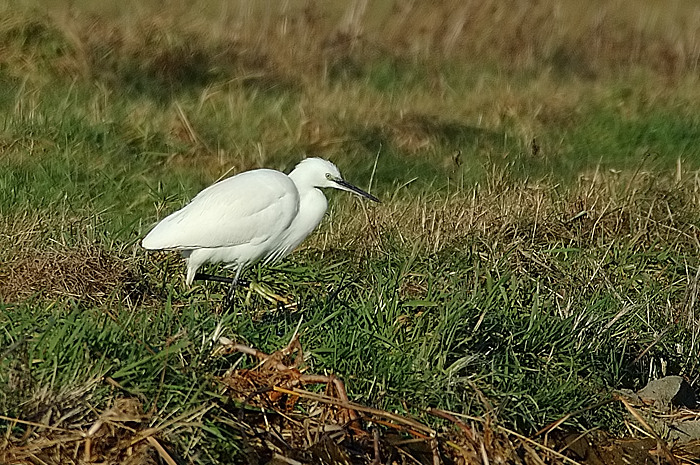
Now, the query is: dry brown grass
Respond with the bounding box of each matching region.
[318,169,700,257]
[0,245,145,305]
[4,0,700,88]
[0,396,180,465]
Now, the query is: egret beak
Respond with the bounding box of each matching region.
[333,179,380,202]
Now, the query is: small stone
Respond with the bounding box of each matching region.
[637,376,697,409]
[668,420,700,442]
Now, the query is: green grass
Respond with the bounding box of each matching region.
[1,2,700,463]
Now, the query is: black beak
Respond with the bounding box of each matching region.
[334,179,380,203]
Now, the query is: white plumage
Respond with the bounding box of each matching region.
[142,157,378,286]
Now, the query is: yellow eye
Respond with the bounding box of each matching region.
[325,173,333,180]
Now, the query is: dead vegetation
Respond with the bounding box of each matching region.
[0,396,180,465]
[319,169,700,259]
[2,0,700,94]
[2,337,700,464]
[0,245,146,305]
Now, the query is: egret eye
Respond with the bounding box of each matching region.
[325,173,333,180]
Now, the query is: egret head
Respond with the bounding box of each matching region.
[291,158,380,202]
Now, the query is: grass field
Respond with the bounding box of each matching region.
[2,1,700,463]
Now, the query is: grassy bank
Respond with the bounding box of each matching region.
[1,1,700,463]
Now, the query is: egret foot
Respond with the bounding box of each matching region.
[249,282,296,310]
[193,272,295,310]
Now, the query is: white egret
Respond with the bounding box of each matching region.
[142,157,379,301]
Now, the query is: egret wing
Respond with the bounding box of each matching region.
[142,170,299,250]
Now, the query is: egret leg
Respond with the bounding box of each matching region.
[223,267,244,309]
[193,272,251,287]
